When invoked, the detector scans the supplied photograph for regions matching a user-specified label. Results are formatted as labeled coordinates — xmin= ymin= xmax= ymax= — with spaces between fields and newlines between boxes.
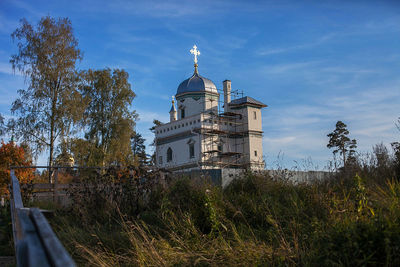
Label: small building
xmin=154 ymin=45 xmax=267 ymax=183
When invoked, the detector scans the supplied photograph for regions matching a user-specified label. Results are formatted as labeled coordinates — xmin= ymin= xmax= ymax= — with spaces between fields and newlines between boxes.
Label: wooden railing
xmin=9 ymin=169 xmax=75 ymax=267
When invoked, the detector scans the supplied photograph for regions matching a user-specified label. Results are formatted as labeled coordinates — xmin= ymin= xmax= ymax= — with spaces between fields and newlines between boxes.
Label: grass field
xmin=48 ymin=169 xmax=400 ymax=266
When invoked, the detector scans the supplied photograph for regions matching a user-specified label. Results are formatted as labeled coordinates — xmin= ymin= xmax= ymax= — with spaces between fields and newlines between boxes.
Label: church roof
xmin=176 ymin=70 xmax=218 ymax=96
xmin=229 ymin=96 xmax=267 ymax=108
xmin=169 ymin=103 xmax=176 ymax=112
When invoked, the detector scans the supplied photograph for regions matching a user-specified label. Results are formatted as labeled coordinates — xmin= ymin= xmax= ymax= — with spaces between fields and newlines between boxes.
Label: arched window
xmin=217 ymin=143 xmax=223 ymax=153
xmin=167 ymin=147 xmax=173 ymax=162
xmin=187 ymin=139 xmax=195 ymax=159
xmin=189 ymin=143 xmax=194 ymax=158
xmin=181 ymin=108 xmax=185 ymax=119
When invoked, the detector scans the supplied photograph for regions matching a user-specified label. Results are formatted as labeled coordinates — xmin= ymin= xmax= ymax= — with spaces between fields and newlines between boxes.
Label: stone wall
xmin=265 ymin=169 xmax=333 ymax=184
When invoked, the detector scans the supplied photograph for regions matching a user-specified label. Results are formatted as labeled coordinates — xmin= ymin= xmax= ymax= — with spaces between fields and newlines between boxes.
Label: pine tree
xmin=0 ymin=114 xmax=4 ymax=136
xmin=131 ymin=132 xmax=147 ymax=165
xmin=391 ymin=117 xmax=400 ymax=178
xmin=327 ymin=121 xmax=357 ymax=166
xmin=149 ymin=119 xmax=163 ymax=166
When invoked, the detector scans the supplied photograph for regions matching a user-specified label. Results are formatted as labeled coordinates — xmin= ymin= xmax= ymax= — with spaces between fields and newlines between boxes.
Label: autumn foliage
xmin=0 ymin=141 xmax=34 ymax=195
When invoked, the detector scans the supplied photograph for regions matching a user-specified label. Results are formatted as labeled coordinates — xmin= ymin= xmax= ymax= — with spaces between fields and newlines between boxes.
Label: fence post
xmin=53 ymin=168 xmax=59 ymax=203
xmin=10 ymin=167 xmax=76 ymax=266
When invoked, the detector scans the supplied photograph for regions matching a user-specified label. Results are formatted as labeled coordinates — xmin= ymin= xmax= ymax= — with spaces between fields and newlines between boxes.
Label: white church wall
xmin=246 ymin=107 xmax=263 ymax=132
xmin=156 ymin=134 xmax=201 ymax=169
xmin=228 ymin=106 xmax=264 ymax=169
xmin=242 ymin=136 xmax=251 ymax=165
xmin=155 ymin=114 xmax=202 ymax=139
xmin=248 ymin=134 xmax=264 ymax=169
xmin=204 ymin=96 xmax=219 ymax=114
xmin=176 ymin=93 xmax=219 ymax=119
xmin=177 ymin=97 xmax=203 ymax=119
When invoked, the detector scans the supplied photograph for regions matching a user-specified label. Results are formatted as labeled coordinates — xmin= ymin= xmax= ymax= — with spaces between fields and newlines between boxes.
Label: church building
xmin=154 ymin=45 xmax=266 ymax=181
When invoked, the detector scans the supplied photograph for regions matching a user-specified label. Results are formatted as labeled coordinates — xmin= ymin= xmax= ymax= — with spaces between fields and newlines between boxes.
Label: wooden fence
xmin=9 ymin=169 xmax=75 ymax=266
xmin=13 ymin=165 xmax=100 ymax=206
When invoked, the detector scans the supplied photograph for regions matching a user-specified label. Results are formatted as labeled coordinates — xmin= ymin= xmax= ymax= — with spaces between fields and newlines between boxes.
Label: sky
xmin=0 ymin=0 xmax=399 ymax=170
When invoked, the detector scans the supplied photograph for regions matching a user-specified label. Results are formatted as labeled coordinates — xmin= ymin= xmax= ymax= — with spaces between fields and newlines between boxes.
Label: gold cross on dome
xmin=190 ymin=45 xmax=200 ymax=64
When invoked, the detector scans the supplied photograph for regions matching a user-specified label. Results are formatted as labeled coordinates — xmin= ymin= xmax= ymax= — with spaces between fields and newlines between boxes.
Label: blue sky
xmin=0 ymin=0 xmax=399 ymax=169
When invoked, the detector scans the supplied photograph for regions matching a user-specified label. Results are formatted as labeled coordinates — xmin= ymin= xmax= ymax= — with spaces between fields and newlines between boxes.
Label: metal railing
xmin=9 ymin=169 xmax=76 ymax=267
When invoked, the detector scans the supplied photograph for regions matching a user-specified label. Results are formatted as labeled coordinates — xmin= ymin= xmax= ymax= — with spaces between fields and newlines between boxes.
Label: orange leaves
xmin=0 ymin=141 xmax=35 ymax=195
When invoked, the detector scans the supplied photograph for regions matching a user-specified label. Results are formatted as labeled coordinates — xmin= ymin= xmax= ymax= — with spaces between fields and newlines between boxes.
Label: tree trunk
xmin=49 ymin=123 xmax=54 ymax=183
xmin=48 ymin=91 xmax=57 ymax=183
xmin=342 ymin=144 xmax=346 ymax=166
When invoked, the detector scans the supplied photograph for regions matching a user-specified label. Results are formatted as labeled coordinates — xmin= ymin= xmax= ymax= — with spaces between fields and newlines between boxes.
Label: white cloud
xmin=136 ymin=109 xmax=169 ymax=124
xmin=261 ymin=80 xmax=400 ymax=169
xmin=0 ymin=62 xmax=15 ymax=75
xmin=8 ymin=0 xmax=44 ymax=18
xmin=257 ymin=33 xmax=336 ymax=56
xmin=81 ymin=0 xmax=225 ymax=19
xmin=261 ymin=61 xmax=318 ymax=74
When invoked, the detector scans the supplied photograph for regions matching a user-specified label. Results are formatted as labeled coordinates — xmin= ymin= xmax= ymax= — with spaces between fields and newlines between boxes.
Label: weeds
xmin=49 ymin=171 xmax=400 ymax=266
xmin=0 ymin=201 xmax=13 ymax=256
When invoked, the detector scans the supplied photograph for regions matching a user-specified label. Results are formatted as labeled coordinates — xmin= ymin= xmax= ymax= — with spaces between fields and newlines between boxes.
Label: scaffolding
xmin=191 ymin=87 xmax=249 ymax=170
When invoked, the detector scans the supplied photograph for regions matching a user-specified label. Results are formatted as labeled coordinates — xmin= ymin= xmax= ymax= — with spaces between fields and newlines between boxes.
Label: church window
xmin=181 ymin=108 xmax=185 ymax=119
xmin=189 ymin=143 xmax=195 ymax=158
xmin=186 ymin=123 xmax=188 ymax=126
xmin=159 ymin=156 xmax=163 ymax=164
xmin=174 ymin=126 xmax=176 ymax=129
xmin=253 ymin=111 xmax=257 ymax=120
xmin=218 ymin=144 xmax=223 ymax=152
xmin=198 ymin=119 xmax=200 ymax=122
xmin=254 ymin=150 xmax=257 ymax=157
xmin=190 ymin=121 xmax=192 ymax=125
xmin=167 ymin=148 xmax=173 ymax=162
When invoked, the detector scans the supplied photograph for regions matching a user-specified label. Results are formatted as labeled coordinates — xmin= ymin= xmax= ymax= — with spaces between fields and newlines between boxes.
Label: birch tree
xmin=10 ymin=16 xmax=82 ymax=180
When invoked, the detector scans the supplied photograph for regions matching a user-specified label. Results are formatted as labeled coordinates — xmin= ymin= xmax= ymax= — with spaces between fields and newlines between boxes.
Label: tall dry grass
xmin=50 ymin=170 xmax=400 ymax=266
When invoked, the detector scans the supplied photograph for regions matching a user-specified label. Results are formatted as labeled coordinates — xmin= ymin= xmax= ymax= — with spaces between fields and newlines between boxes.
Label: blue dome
xmin=177 ymin=72 xmax=217 ymax=95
